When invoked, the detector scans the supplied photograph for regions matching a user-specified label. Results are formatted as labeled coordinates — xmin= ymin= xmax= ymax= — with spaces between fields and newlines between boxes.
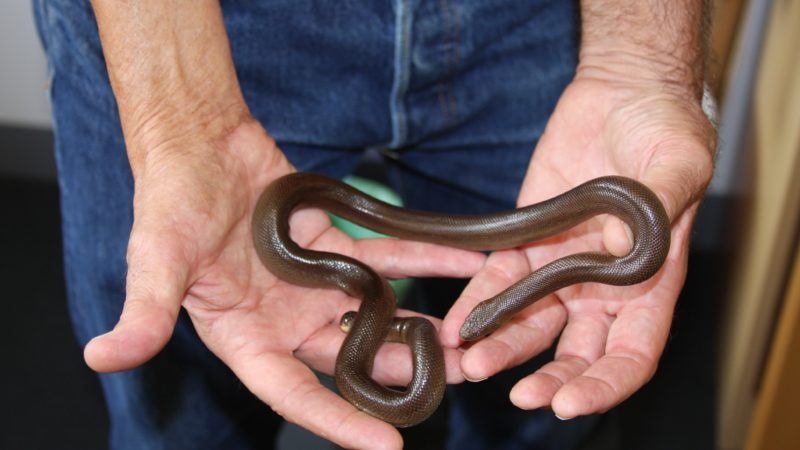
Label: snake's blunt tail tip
xmin=339 ymin=311 xmax=357 ymax=333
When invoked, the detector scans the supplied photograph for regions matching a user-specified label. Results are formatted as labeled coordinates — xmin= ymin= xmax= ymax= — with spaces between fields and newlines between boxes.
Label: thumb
xmin=603 ymin=143 xmax=713 ymax=256
xmin=84 ymin=226 xmax=189 ymax=372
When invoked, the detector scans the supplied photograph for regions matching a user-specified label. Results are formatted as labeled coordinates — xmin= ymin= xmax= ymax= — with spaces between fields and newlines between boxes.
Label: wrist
xmin=576 ymin=48 xmax=701 ymax=99
xmin=578 ymin=0 xmax=708 ymax=99
xmin=124 ymin=96 xmax=252 ymax=177
xmin=130 ymin=116 xmax=289 ymax=205
xmin=123 ymin=88 xmax=249 ymax=150
xmin=90 ymin=0 xmax=251 ymax=174
xmin=575 ymin=48 xmax=702 ymax=94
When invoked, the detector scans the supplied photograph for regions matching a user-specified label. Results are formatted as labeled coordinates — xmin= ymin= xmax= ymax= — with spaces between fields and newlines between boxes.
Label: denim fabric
xmin=34 ymin=0 xmax=587 ymax=449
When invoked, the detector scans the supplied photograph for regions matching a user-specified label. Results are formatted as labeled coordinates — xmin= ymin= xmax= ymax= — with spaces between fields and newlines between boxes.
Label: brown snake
xmin=251 ymin=172 xmax=670 ymax=427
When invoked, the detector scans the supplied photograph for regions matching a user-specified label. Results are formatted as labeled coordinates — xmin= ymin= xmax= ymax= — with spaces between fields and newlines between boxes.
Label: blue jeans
xmin=35 ymin=1 xmax=593 ymax=449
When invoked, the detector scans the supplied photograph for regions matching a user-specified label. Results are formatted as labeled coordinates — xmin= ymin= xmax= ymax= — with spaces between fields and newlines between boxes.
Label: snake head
xmin=459 ymin=301 xmax=504 ymax=341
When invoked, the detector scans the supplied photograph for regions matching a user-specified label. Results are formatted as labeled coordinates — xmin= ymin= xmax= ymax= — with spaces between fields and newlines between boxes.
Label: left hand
xmin=440 ymin=73 xmax=715 ymax=419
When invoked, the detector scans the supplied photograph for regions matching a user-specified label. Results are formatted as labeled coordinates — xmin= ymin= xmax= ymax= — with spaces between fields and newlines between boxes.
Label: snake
xmin=251 ymin=172 xmax=670 ymax=428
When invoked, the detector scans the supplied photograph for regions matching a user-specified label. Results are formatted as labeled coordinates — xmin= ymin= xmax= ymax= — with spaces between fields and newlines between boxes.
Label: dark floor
xmin=1 ymin=152 xmax=721 ymax=450
xmin=0 ymin=179 xmax=108 ymax=450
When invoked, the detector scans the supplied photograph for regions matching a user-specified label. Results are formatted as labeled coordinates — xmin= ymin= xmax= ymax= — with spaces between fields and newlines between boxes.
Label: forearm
xmin=578 ymin=0 xmax=710 ymax=98
xmin=90 ymin=0 xmax=249 ymax=173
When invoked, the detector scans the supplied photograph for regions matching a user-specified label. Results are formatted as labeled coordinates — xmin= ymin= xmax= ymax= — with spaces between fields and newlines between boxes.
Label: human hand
xmin=89 ymin=2 xmax=486 ymax=447
xmin=441 ymin=73 xmax=715 ymax=419
xmin=84 ymin=120 xmax=486 ymax=449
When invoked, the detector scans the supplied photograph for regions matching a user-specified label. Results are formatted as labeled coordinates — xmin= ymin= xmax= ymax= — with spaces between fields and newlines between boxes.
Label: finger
xmin=308 ymin=225 xmax=486 ymax=279
xmin=509 ymin=312 xmax=611 ymax=410
xmin=638 ymin=140 xmax=713 ymax=223
xmin=296 ymin=308 xmax=466 ymax=385
xmin=550 ymin=351 xmax=656 ymax=420
xmin=552 ymin=298 xmax=673 ymax=418
xmin=84 ymin=229 xmax=188 ymax=372
xmin=459 ymin=296 xmax=566 ymax=382
xmin=353 ymin=237 xmax=486 ymax=279
xmin=287 ymin=207 xmax=333 ymax=246
xmin=230 ymin=350 xmax=403 ymax=450
xmin=604 ymin=118 xmax=713 ymax=255
xmin=440 ymin=250 xmax=531 ymax=348
xmin=510 ymin=355 xmax=591 ymax=411
xmin=602 ymin=156 xmax=702 ymax=257
xmin=298 ymin=324 xmax=465 ymax=386
xmin=602 ymin=217 xmax=635 ymax=257
xmin=536 ymin=207 xmax=689 ymax=416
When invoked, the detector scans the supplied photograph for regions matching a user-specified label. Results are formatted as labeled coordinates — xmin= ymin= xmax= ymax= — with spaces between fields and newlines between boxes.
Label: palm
xmin=518 ymin=79 xmax=691 ymax=314
xmin=85 ymin=123 xmax=484 ymax=449
xmin=183 ymin=202 xmax=463 ymax=382
xmin=181 ymin=167 xmax=484 ymax=447
xmin=441 ymin=79 xmax=712 ymax=419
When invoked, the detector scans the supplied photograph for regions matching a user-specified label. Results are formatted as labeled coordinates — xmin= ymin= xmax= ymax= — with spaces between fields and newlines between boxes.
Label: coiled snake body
xmin=251 ymin=172 xmax=670 ymax=427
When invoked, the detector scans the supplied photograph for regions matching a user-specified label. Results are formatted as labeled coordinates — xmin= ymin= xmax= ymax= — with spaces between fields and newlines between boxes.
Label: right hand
xmin=84 ymin=119 xmax=486 ymax=450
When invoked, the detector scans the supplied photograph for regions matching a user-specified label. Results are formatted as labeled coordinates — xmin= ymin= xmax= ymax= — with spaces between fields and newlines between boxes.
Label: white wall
xmin=0 ymin=2 xmax=52 ymax=128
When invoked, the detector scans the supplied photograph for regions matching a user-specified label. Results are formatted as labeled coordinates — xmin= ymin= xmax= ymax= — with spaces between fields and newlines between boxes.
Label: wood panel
xmin=746 ymin=242 xmax=800 ymax=449
xmin=709 ymin=0 xmax=748 ymax=100
xmin=717 ymin=0 xmax=800 ymax=448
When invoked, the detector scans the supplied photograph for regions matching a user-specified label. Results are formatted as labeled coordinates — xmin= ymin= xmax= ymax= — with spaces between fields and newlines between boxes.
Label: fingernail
xmin=464 ymin=374 xmax=488 ymax=382
xmin=555 ymin=413 xmax=571 ymax=421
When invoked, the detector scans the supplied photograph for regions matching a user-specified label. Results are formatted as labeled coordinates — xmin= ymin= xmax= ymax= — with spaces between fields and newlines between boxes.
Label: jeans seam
xmin=437 ymin=0 xmax=459 ymax=122
xmin=388 ymin=0 xmax=413 ymax=149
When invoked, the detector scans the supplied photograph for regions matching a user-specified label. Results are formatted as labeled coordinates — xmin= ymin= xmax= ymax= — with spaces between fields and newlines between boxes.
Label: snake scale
xmin=251 ymin=172 xmax=670 ymax=427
